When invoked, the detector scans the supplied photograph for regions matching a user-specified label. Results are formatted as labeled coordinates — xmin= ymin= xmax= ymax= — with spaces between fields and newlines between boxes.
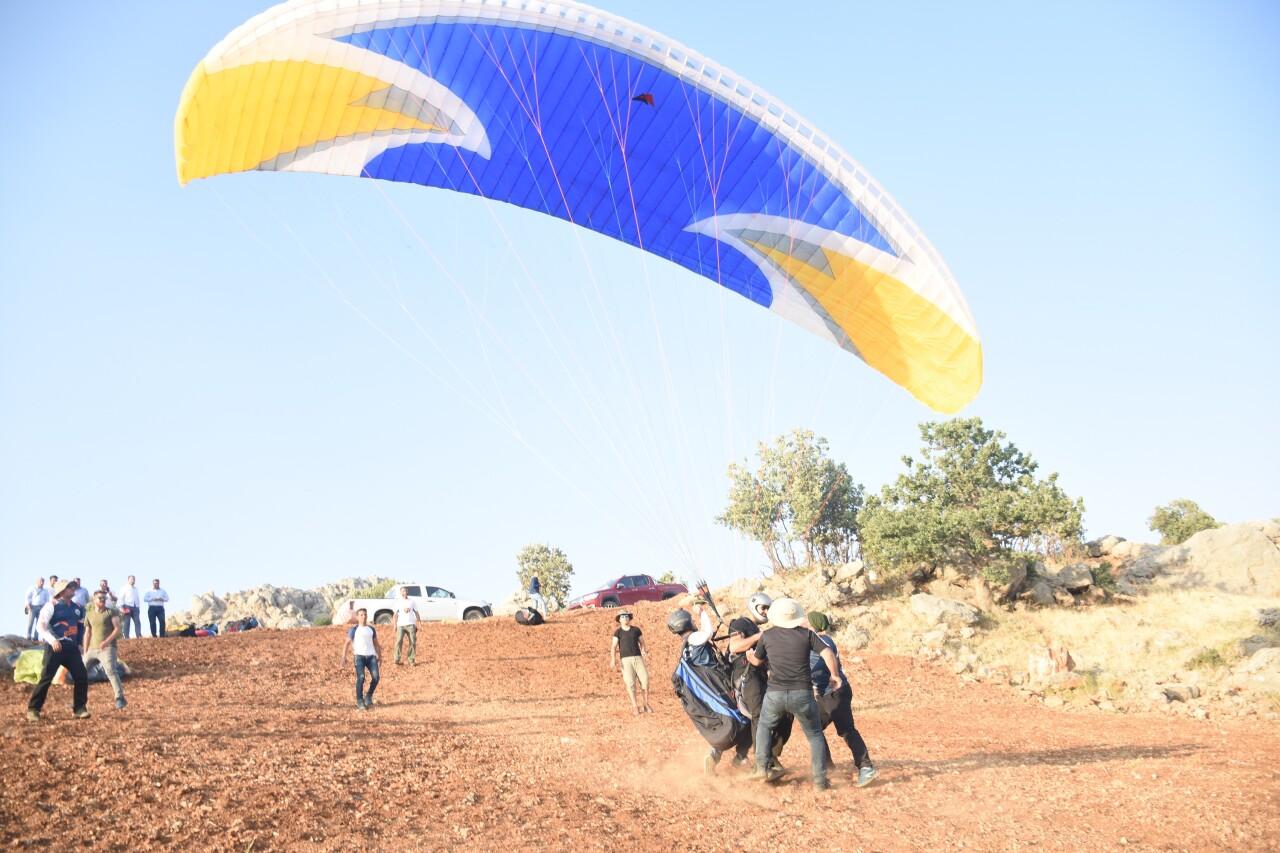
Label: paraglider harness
xmin=669 ymin=579 xmax=751 ymax=751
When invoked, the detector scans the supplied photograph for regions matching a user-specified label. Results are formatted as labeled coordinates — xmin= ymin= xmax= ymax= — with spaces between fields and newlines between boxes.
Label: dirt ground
xmin=3 ymin=600 xmax=1277 ymax=851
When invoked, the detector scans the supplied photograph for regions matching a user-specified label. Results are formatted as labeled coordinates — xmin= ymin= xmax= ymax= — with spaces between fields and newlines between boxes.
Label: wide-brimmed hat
xmin=52 ymin=579 xmax=76 ymax=597
xmin=767 ymin=597 xmax=807 ymax=629
xmin=615 ymin=611 xmax=634 ymax=623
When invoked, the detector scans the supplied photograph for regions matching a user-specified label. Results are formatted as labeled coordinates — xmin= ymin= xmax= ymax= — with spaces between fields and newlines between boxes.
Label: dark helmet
xmin=667 ymin=608 xmax=695 ymax=635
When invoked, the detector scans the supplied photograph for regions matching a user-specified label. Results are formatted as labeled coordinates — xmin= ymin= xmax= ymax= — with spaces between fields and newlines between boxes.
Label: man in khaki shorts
xmin=609 ymin=612 xmax=652 ymax=714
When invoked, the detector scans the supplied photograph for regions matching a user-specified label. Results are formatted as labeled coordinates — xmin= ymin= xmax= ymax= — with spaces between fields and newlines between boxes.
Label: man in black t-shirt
xmin=728 ymin=592 xmax=792 ymax=773
xmin=747 ymin=598 xmax=842 ymax=791
xmin=610 ymin=612 xmax=652 ymax=714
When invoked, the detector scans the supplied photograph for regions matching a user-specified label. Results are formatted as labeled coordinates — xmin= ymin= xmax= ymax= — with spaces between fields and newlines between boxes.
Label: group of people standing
xmin=25 ymin=575 xmax=169 ymax=641
xmin=614 ymin=591 xmax=877 ymax=792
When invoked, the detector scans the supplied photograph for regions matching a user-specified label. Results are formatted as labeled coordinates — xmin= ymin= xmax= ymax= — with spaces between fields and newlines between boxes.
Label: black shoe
xmin=814 ymin=778 xmax=832 ymax=791
xmin=760 ymin=767 xmax=785 ymax=784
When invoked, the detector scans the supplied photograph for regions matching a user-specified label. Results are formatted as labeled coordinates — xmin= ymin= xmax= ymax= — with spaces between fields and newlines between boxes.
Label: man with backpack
xmin=340 ymin=608 xmax=382 ymax=710
xmin=747 ymin=598 xmax=843 ymax=791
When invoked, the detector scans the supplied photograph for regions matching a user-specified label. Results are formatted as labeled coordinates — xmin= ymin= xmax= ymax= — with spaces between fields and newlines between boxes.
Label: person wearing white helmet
xmin=747 ymin=597 xmax=843 ymax=791
xmin=728 ymin=592 xmax=791 ymax=773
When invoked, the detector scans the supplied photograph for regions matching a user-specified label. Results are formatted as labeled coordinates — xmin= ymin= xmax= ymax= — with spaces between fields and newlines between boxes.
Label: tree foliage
xmin=515 ymin=543 xmax=574 ymax=602
xmin=857 ymin=418 xmax=1085 ymax=579
xmin=1148 ymin=499 xmax=1221 ymax=545
xmin=716 ymin=429 xmax=864 ymax=570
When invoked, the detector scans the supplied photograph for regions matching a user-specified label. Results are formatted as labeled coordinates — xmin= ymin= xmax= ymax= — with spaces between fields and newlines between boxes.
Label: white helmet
xmin=746 ymin=592 xmax=773 ymax=624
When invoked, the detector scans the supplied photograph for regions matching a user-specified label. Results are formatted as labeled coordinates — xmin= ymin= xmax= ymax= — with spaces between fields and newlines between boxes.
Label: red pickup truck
xmin=565 ymin=574 xmax=688 ymax=610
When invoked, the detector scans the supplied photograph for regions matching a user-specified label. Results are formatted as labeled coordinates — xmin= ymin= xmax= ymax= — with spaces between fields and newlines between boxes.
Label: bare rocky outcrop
xmin=1116 ymin=522 xmax=1280 ymax=597
xmin=171 ymin=577 xmax=393 ymax=632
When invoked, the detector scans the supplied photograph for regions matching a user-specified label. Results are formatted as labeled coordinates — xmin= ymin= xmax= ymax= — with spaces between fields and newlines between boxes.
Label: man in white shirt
xmin=340 ymin=608 xmax=382 ymax=710
xmin=24 ymin=577 xmax=51 ymax=641
xmin=144 ymin=579 xmax=170 ymax=638
xmin=392 ymin=586 xmax=423 ymax=666
xmin=118 ymin=576 xmax=142 ymax=639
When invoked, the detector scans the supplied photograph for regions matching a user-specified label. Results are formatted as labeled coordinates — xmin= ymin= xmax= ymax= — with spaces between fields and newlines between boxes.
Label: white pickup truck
xmin=333 ymin=583 xmax=492 ymax=625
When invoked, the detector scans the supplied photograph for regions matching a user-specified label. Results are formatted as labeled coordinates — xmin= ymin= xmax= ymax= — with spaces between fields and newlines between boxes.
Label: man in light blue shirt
xmin=24 ymin=578 xmax=51 ymax=641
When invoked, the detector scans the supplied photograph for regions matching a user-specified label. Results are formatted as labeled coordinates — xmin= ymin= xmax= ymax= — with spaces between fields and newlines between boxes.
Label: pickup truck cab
xmin=335 ymin=583 xmax=492 ymax=625
xmin=565 ymin=574 xmax=688 ymax=610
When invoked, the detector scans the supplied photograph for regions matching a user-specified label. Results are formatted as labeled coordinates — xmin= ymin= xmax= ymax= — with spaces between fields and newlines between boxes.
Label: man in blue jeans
xmin=747 ymin=597 xmax=843 ymax=791
xmin=340 ymin=608 xmax=382 ymax=710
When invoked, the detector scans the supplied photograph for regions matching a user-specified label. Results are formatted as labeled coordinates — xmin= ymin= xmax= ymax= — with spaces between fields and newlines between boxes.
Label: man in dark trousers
xmin=747 ymin=597 xmax=842 ymax=791
xmin=728 ymin=592 xmax=791 ymax=772
xmin=27 ymin=580 xmax=91 ymax=721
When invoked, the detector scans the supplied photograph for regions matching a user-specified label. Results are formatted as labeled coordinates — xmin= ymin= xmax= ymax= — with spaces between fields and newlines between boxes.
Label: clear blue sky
xmin=3 ymin=1 xmax=1277 ymax=634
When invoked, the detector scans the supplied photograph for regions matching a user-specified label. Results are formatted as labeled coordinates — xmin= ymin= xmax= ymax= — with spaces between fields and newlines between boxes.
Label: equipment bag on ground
xmin=514 ymin=608 xmax=544 ymax=626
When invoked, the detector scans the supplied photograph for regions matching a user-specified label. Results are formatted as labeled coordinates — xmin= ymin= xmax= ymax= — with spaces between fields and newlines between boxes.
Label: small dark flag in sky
xmin=632 ymin=93 xmax=655 ymax=107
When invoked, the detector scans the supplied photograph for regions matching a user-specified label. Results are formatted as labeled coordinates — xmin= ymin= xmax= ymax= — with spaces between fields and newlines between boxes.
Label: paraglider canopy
xmin=176 ymin=0 xmax=981 ymax=412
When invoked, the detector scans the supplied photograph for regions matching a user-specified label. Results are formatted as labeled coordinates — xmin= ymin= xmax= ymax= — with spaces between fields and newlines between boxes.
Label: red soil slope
xmin=3 ymin=600 xmax=1277 ymax=851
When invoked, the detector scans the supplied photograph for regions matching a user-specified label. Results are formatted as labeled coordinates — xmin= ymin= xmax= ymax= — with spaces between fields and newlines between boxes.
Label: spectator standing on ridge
xmin=144 ymin=579 xmax=169 ymax=637
xmin=392 ymin=586 xmax=422 ymax=666
xmin=340 ymin=608 xmax=382 ymax=710
xmin=528 ymin=575 xmax=547 ymax=617
xmin=747 ymin=598 xmax=842 ymax=791
xmin=807 ymin=611 xmax=877 ymax=787
xmin=97 ymin=579 xmax=117 ymax=608
xmin=609 ymin=611 xmax=652 ymax=714
xmin=83 ymin=590 xmax=127 ymax=710
xmin=728 ymin=592 xmax=791 ymax=773
xmin=118 ymin=576 xmax=142 ymax=639
xmin=27 ymin=580 xmax=90 ymax=722
xmin=24 ymin=577 xmax=50 ymax=641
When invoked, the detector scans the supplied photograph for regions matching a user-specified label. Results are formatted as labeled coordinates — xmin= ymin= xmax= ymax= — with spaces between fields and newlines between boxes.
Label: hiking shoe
xmin=702 ymin=754 xmax=717 ymax=777
xmin=856 ymin=766 xmax=879 ymax=788
xmin=26 ymin=710 xmax=40 ymax=722
xmin=72 ymin=708 xmax=91 ymax=719
xmin=814 ymin=778 xmax=832 ymax=792
xmin=115 ymin=698 xmax=127 ymax=710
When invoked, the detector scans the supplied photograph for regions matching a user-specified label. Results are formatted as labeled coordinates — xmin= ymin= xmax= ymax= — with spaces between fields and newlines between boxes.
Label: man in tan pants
xmin=609 ymin=611 xmax=652 ymax=714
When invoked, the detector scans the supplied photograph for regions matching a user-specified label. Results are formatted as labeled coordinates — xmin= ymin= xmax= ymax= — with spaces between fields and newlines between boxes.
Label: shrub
xmin=312 ymin=614 xmax=332 ymax=627
xmin=351 ymin=578 xmax=403 ymax=600
xmin=1185 ymin=647 xmax=1226 ymax=670
xmin=1092 ymin=561 xmax=1117 ymax=593
xmin=1148 ymin=499 xmax=1221 ymax=546
xmin=516 ymin=543 xmax=574 ymax=603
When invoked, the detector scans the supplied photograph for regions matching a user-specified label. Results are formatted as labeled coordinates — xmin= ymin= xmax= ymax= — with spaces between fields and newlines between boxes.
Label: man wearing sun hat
xmin=609 ymin=611 xmax=652 ymax=714
xmin=747 ymin=597 xmax=841 ymax=791
xmin=26 ymin=579 xmax=91 ymax=722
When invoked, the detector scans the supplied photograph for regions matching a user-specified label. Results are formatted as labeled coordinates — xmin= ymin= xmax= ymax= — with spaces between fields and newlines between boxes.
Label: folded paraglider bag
xmin=13 ymin=649 xmax=44 ymax=684
xmin=178 ymin=624 xmax=197 ymax=637
xmin=672 ymin=645 xmax=751 ymax=752
xmin=514 ymin=608 xmax=544 ymax=626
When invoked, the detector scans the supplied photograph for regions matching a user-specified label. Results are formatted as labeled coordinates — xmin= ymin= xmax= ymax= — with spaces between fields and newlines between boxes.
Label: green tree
xmin=716 ymin=429 xmax=864 ymax=570
xmin=1148 ymin=499 xmax=1221 ymax=545
xmin=516 ymin=543 xmax=574 ymax=603
xmin=858 ymin=418 xmax=1085 ymax=581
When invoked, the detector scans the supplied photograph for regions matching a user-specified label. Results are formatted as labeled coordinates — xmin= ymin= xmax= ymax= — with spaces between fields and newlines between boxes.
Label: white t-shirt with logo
xmin=348 ymin=625 xmax=377 ymax=657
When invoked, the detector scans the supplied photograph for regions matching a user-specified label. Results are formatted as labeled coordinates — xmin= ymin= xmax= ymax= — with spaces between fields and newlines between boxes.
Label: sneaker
xmin=814 ymin=778 xmax=832 ymax=792
xmin=730 ymin=755 xmax=749 ymax=769
xmin=115 ymin=698 xmax=127 ymax=710
xmin=761 ymin=767 xmax=785 ymax=784
xmin=702 ymin=754 xmax=717 ymax=777
xmin=856 ymin=766 xmax=879 ymax=788
xmin=356 ymin=699 xmax=366 ymax=710
xmin=26 ymin=709 xmax=40 ymax=722
xmin=72 ymin=708 xmax=91 ymax=719
xmin=365 ymin=696 xmax=375 ymax=708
